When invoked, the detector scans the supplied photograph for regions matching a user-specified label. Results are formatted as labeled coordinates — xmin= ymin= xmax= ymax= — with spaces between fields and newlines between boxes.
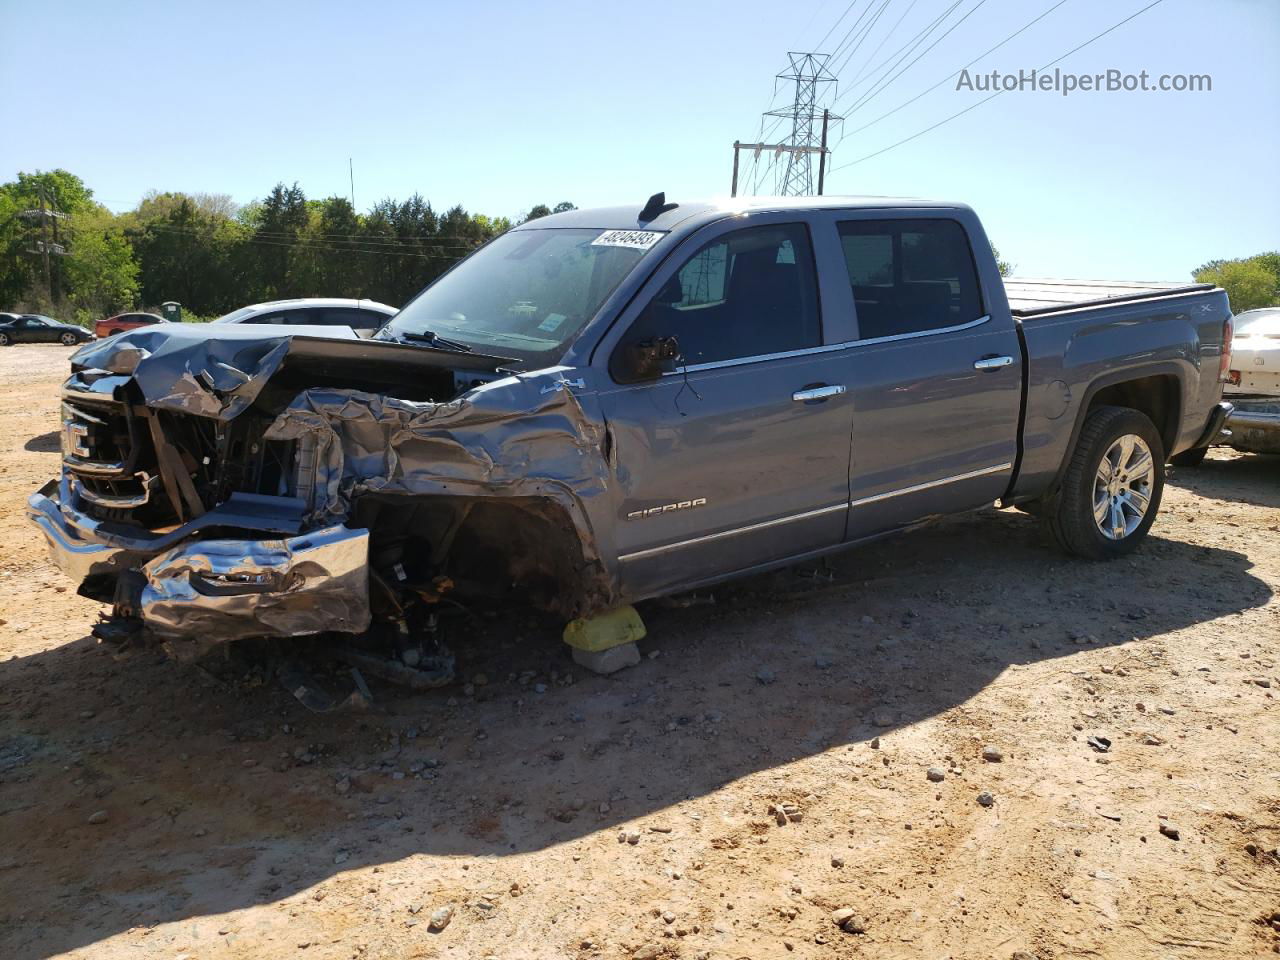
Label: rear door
xmin=597 ymin=216 xmax=855 ymax=597
xmin=827 ymin=214 xmax=1023 ymax=539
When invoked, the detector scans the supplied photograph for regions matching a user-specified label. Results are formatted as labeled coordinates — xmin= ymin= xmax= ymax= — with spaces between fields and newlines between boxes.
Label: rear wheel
xmin=0 ymin=332 xmax=10 ymax=346
xmin=1048 ymin=405 xmax=1164 ymax=560
xmin=1169 ymin=446 xmax=1208 ymax=467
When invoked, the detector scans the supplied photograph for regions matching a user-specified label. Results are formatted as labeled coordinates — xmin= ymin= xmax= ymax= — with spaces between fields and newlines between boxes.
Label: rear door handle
xmin=974 ymin=355 xmax=1014 ymax=371
xmin=792 ymin=384 xmax=847 ymax=402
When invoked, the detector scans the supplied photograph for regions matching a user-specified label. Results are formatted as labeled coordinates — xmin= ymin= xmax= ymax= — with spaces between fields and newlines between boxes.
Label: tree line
xmin=3 ymin=169 xmax=1277 ymax=324
xmin=1192 ymin=252 xmax=1280 ymax=314
xmin=0 ymin=169 xmax=574 ymax=323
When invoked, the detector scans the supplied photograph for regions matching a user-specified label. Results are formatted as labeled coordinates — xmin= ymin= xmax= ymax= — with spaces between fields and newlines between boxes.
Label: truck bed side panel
xmin=1011 ymin=290 xmax=1230 ymax=501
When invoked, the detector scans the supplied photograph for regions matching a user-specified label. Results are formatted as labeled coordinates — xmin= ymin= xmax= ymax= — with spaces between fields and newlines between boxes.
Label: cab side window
xmin=837 ymin=219 xmax=984 ymax=340
xmin=626 ymin=223 xmax=821 ymax=367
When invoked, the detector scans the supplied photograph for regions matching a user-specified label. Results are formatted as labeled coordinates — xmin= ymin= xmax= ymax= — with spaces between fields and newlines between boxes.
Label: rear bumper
xmin=1225 ymin=399 xmax=1280 ymax=454
xmin=1190 ymin=401 xmax=1234 ymax=451
xmin=27 ymin=481 xmax=371 ymax=641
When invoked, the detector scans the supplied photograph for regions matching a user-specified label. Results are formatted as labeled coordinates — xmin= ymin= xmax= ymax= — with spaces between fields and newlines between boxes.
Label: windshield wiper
xmin=396 ymin=330 xmax=473 ymax=353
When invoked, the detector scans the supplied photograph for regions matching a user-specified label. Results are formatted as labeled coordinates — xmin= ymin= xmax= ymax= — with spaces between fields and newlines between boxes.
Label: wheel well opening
xmin=350 ymin=494 xmax=602 ymax=619
xmin=1088 ymin=374 xmax=1180 ymax=453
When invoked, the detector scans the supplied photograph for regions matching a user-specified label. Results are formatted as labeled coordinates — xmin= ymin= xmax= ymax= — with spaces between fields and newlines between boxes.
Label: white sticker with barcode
xmin=591 ymin=229 xmax=663 ymax=250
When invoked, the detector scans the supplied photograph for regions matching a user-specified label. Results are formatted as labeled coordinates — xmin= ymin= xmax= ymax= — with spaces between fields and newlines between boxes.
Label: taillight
xmin=1219 ymin=316 xmax=1233 ymax=383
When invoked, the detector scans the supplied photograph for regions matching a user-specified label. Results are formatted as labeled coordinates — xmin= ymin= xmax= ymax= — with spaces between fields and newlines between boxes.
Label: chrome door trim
xmin=973 ymin=355 xmax=1014 ymax=370
xmin=793 ymin=384 xmax=847 ymax=402
xmin=661 ymin=340 xmax=858 ymax=375
xmin=849 ymin=462 xmax=1013 ymax=509
xmin=848 ymin=314 xmax=991 ymax=348
xmin=659 ymin=315 xmax=992 ymax=376
xmin=617 ymin=501 xmax=848 ymax=563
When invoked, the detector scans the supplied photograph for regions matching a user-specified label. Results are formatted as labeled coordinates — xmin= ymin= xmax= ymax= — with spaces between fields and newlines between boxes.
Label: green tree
xmin=551 ymin=201 xmax=577 ymax=214
xmin=63 ymin=206 xmax=139 ymax=316
xmin=0 ymin=169 xmax=95 ymax=305
xmin=991 ymin=244 xmax=1013 ymax=278
xmin=522 ymin=204 xmax=553 ymax=223
xmin=1193 ymin=252 xmax=1280 ymax=313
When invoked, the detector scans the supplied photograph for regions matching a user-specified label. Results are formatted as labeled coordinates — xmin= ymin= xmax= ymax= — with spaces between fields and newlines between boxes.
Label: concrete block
xmin=571 ymin=641 xmax=641 ymax=675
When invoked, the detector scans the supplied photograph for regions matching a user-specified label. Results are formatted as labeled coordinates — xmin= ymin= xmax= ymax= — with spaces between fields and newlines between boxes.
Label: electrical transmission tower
xmin=766 ymin=53 xmax=838 ymax=196
xmin=731 ymin=52 xmax=842 ymax=197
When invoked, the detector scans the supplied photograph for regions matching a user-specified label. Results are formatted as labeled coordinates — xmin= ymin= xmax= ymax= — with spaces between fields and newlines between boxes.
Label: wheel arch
xmin=1052 ymin=364 xmax=1183 ymax=492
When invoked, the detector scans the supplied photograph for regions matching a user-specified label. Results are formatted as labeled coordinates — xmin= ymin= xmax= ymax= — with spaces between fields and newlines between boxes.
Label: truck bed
xmin=1005 ymin=278 xmax=1215 ymax=317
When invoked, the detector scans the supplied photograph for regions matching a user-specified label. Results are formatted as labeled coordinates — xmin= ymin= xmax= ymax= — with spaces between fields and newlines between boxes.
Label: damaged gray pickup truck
xmin=30 ymin=194 xmax=1233 ymax=677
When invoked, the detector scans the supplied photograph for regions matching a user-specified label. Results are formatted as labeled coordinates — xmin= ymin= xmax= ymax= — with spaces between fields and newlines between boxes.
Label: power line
xmin=850 ymin=0 xmax=921 ymax=85
xmin=132 ymin=220 xmax=483 ymax=248
xmin=838 ymin=0 xmax=1072 ymax=144
xmin=841 ymin=0 xmax=991 ymax=119
xmin=825 ymin=1 xmax=879 ymax=65
xmin=831 ymin=0 xmax=965 ymax=106
xmin=829 ymin=0 xmax=895 ymax=79
xmin=813 ymin=0 xmax=869 ymax=52
xmin=130 ymin=225 xmax=478 ymax=260
xmin=827 ymin=0 xmax=1168 ymax=175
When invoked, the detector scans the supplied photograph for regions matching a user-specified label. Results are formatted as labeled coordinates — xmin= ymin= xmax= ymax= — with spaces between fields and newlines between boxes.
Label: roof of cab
xmin=511 ymin=195 xmax=974 ymax=234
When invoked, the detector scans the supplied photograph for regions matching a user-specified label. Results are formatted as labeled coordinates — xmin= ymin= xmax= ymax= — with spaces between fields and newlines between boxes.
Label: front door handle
xmin=792 ymin=384 xmax=847 ymax=402
xmin=974 ymin=355 xmax=1014 ymax=371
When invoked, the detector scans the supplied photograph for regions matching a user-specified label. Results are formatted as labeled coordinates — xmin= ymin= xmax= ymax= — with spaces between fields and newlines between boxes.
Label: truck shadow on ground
xmin=1167 ymin=451 xmax=1280 ymax=509
xmin=22 ymin=430 xmax=60 ymax=453
xmin=0 ymin=506 xmax=1272 ymax=958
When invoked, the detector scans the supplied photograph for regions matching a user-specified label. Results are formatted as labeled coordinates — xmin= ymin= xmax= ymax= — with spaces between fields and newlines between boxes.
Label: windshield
xmin=377 ymin=227 xmax=660 ymax=365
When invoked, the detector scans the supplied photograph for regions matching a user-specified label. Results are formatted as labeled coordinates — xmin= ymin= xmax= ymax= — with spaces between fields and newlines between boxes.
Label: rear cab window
xmin=837 ymin=219 xmax=985 ymax=340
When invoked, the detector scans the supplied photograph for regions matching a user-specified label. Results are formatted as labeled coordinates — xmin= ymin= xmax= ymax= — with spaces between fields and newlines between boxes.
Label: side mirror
xmin=619 ymin=336 xmax=680 ymax=382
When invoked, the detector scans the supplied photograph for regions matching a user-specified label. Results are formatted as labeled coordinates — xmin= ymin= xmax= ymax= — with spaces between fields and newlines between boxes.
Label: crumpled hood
xmin=67 ymin=323 xmax=510 ymax=421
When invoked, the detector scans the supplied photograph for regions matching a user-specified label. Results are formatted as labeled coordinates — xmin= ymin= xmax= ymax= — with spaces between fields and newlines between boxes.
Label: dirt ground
xmin=1 ymin=343 xmax=1277 ymax=960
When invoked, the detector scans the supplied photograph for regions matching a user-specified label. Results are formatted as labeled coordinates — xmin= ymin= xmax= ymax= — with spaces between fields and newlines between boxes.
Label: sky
xmin=1 ymin=0 xmax=1277 ymax=280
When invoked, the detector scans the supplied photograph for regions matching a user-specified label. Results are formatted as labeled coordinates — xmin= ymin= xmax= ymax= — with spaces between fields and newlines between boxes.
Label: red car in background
xmin=95 ymin=312 xmax=167 ymax=338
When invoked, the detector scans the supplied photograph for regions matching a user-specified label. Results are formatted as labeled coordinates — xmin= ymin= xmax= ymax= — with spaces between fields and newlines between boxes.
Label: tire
xmin=0 ymin=332 xmax=10 ymax=346
xmin=1047 ymin=405 xmax=1165 ymax=560
xmin=1169 ymin=446 xmax=1208 ymax=467
xmin=60 ymin=332 xmax=77 ymax=345
xmin=109 ymin=329 xmax=124 ymax=337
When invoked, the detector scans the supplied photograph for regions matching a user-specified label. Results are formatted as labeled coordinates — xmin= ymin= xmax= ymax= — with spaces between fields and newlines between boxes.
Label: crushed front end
xmin=29 ymin=326 xmax=616 ymax=668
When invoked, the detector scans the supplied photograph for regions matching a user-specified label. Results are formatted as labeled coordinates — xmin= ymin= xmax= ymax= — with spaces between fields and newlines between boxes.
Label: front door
xmin=831 ymin=216 xmax=1023 ymax=539
xmin=598 ymin=220 xmax=853 ymax=598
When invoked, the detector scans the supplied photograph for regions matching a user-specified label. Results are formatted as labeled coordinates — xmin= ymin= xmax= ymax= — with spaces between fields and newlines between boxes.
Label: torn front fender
xmin=140 ymin=525 xmax=372 ymax=642
xmin=264 ymin=372 xmax=619 ymax=611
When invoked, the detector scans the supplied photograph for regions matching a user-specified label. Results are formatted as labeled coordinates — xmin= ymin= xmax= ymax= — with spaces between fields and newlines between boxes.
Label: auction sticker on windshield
xmin=591 ymin=230 xmax=664 ymax=250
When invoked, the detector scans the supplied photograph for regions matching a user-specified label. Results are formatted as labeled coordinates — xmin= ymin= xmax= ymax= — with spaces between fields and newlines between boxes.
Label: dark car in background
xmin=94 ymin=312 xmax=167 ymax=338
xmin=0 ymin=313 xmax=96 ymax=346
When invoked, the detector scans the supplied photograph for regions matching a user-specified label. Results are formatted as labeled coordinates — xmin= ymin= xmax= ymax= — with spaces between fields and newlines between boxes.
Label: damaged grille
xmin=61 ymin=371 xmax=294 ymax=527
xmin=61 ymin=375 xmax=159 ymax=513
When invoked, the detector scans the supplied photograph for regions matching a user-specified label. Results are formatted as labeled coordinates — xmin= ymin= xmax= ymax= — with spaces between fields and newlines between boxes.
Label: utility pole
xmin=817 ymin=109 xmax=830 ymax=196
xmin=730 ymin=141 xmax=829 ymax=198
xmin=21 ymin=181 xmax=69 ymax=299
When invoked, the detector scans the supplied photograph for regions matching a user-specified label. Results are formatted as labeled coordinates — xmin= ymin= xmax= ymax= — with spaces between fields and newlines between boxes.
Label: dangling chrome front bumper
xmin=27 ymin=480 xmax=371 ymax=641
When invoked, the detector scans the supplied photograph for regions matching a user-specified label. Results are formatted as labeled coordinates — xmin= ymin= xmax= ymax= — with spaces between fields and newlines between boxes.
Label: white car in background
xmin=212 ymin=298 xmax=397 ymax=336
xmin=1220 ymin=307 xmax=1280 ymax=456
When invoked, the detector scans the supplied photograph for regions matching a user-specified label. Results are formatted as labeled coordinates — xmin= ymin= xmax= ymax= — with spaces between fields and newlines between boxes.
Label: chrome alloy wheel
xmin=1093 ymin=434 xmax=1154 ymax=540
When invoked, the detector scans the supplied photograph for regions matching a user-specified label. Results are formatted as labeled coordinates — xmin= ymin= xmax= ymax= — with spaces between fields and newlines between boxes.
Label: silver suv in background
xmin=212 ymin=298 xmax=397 ymax=335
